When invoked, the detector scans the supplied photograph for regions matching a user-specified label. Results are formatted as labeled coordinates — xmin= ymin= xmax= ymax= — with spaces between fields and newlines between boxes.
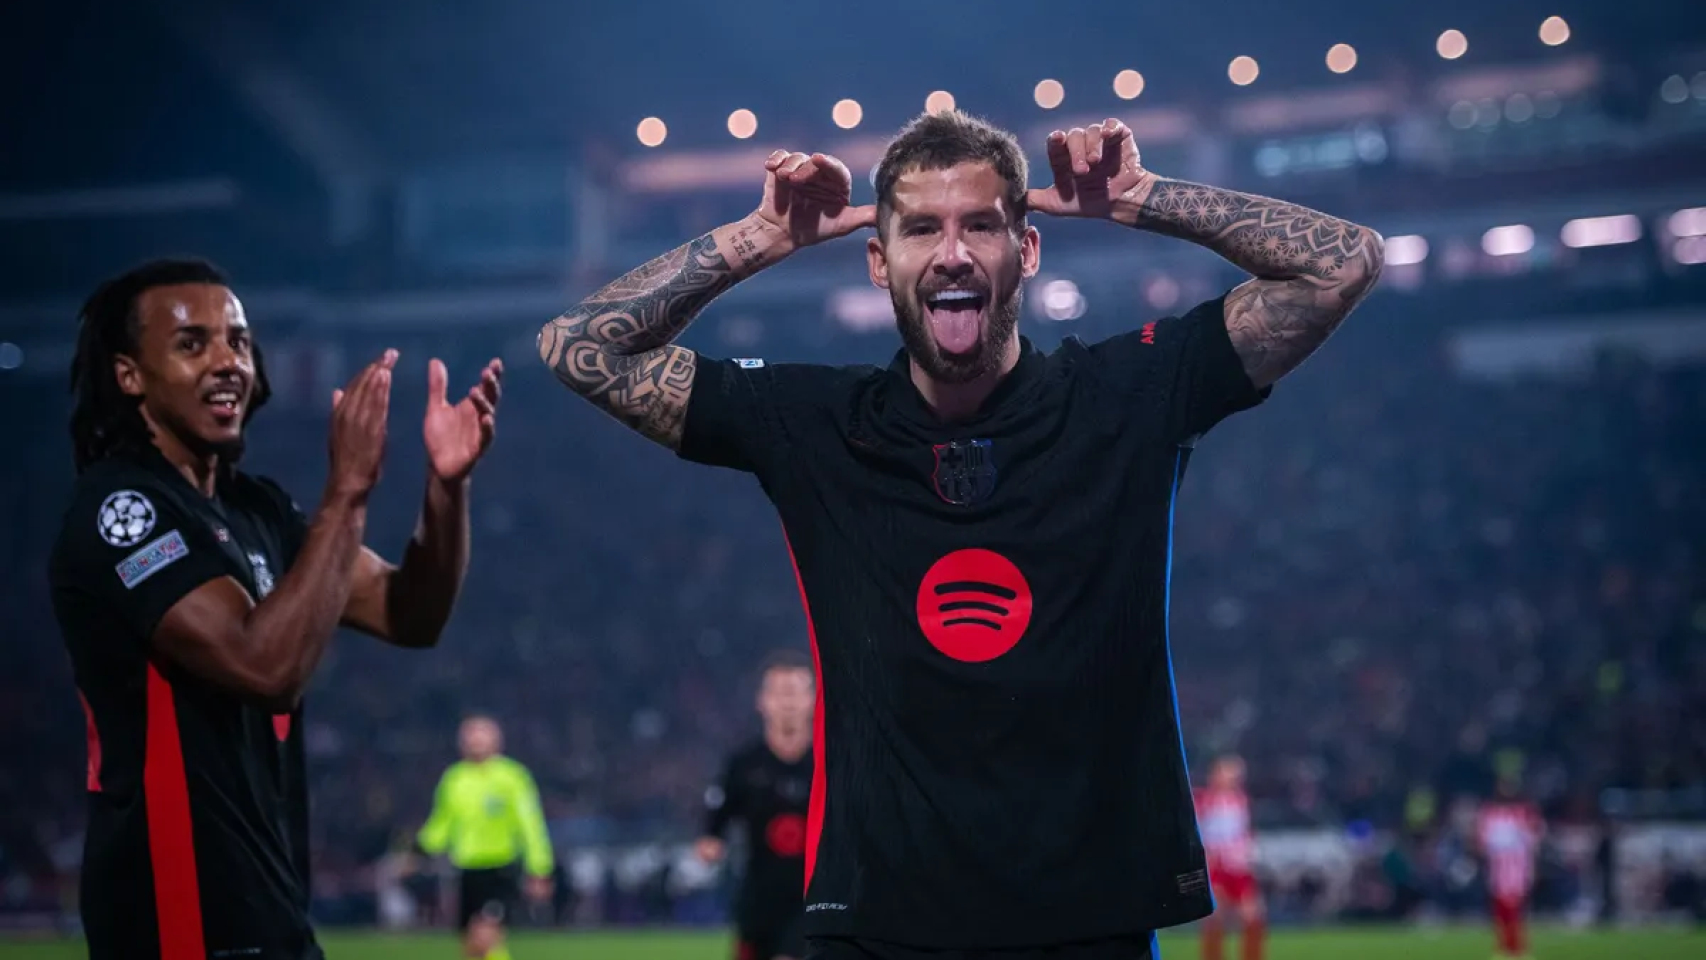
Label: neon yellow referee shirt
xmin=417 ymin=756 xmax=554 ymax=877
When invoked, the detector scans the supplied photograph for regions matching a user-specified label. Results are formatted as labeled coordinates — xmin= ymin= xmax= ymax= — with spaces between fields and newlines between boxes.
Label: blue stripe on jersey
xmin=1165 ymin=447 xmax=1215 ymax=913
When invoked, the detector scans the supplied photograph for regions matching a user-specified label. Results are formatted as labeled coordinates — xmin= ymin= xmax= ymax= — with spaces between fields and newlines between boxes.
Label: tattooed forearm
xmin=1130 ymin=179 xmax=1384 ymax=387
xmin=536 ymin=216 xmax=788 ymax=448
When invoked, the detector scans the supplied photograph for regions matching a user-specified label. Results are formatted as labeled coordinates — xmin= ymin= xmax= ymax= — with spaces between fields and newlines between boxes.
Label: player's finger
xmin=1045 ymin=131 xmax=1073 ymax=183
xmin=847 ymin=204 xmax=878 ymax=230
xmin=809 ymin=153 xmax=849 ymax=186
xmin=1084 ymin=123 xmax=1106 ymax=167
xmin=764 ymin=149 xmax=789 ymax=171
xmin=469 ymin=388 xmax=495 ymax=417
xmin=332 ymin=388 xmax=344 ymax=409
xmin=1066 ymin=127 xmax=1090 ymax=174
xmin=427 ymin=357 xmax=448 ymax=406
xmin=778 ymin=152 xmax=812 ymax=180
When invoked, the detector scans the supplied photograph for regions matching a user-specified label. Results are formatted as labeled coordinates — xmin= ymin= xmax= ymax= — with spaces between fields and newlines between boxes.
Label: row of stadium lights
xmin=1383 ymin=209 xmax=1706 ymax=267
xmin=634 ymin=18 xmax=1575 ymax=147
xmin=1449 ymin=73 xmax=1706 ymax=130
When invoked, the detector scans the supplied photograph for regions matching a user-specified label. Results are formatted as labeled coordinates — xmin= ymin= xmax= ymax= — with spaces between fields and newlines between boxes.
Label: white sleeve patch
xmin=115 ymin=530 xmax=190 ymax=590
xmin=97 ymin=489 xmax=158 ymax=547
xmin=734 ymin=358 xmax=765 ymax=369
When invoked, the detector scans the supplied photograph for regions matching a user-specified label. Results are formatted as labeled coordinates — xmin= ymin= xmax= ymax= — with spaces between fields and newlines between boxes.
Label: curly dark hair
xmin=68 ymin=258 xmax=271 ymax=472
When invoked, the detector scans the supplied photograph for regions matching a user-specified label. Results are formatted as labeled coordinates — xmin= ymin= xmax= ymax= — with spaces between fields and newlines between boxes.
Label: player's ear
xmin=1019 ymin=223 xmax=1041 ymax=280
xmin=867 ymin=234 xmax=891 ymax=290
xmin=113 ymin=353 xmax=144 ymax=398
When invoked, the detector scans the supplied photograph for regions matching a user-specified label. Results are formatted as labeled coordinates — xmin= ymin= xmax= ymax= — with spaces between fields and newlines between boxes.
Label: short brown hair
xmin=873 ymin=110 xmax=1029 ymax=239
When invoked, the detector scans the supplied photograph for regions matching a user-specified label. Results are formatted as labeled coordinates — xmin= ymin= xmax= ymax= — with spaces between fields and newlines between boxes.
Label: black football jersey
xmin=703 ymin=739 xmax=813 ymax=916
xmin=677 ymin=296 xmax=1268 ymax=949
xmin=49 ymin=446 xmax=320 ymax=960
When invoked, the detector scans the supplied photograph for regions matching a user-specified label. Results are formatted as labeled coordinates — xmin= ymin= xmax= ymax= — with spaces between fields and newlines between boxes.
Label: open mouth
xmin=203 ymin=386 xmax=244 ymax=419
xmin=923 ymin=289 xmax=988 ymax=354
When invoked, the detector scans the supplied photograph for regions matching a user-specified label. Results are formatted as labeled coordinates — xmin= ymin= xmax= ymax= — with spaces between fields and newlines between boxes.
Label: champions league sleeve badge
xmin=97 ymin=490 xmax=157 ymax=547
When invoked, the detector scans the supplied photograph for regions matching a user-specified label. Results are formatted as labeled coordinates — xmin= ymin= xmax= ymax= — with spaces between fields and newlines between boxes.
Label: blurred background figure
xmin=415 ymin=716 xmax=554 ymax=960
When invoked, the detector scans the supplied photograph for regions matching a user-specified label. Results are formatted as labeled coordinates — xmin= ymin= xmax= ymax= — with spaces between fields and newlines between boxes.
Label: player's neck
xmin=147 ymin=420 xmax=221 ymax=497
xmin=765 ymin=727 xmax=810 ymax=762
xmin=909 ymin=336 xmax=1021 ymax=423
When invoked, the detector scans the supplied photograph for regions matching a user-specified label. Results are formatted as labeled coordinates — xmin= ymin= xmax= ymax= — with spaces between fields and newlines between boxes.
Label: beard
xmin=893 ymin=275 xmax=1024 ymax=385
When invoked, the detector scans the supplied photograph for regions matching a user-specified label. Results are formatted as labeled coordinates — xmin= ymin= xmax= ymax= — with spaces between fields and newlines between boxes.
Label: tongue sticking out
xmin=928 ymin=302 xmax=983 ymax=355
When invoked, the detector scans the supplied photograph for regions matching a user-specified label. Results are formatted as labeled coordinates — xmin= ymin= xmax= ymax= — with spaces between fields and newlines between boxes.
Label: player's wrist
xmin=727 ymin=212 xmax=798 ymax=270
xmin=1105 ymin=173 xmax=1164 ymax=229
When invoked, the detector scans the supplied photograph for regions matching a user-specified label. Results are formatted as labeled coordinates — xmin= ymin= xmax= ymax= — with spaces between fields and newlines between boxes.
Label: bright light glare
xmin=833 ymin=99 xmax=863 ymax=129
xmin=1668 ymin=207 xmax=1706 ymax=238
xmin=727 ymin=109 xmax=757 ymax=139
xmin=1327 ymin=44 xmax=1357 ymax=74
xmin=1040 ymin=279 xmax=1086 ymax=321
xmin=1561 ymin=215 xmax=1642 ymax=248
xmin=1539 ymin=16 xmax=1570 ymax=46
xmin=1113 ymin=70 xmax=1145 ymax=99
xmin=1229 ymin=56 xmax=1260 ymax=86
xmin=925 ymin=90 xmax=956 ymax=115
xmin=1437 ymin=30 xmax=1468 ymax=60
xmin=1482 ymin=225 xmax=1535 ymax=257
xmin=1674 ymin=236 xmax=1706 ymax=266
xmin=636 ymin=117 xmax=667 ymax=147
xmin=1385 ymin=235 xmax=1429 ymax=266
xmin=1034 ymin=79 xmax=1065 ymax=109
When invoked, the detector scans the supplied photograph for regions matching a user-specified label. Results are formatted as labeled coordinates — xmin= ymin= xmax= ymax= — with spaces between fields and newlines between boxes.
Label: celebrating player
xmin=538 ymin=111 xmax=1383 ymax=959
xmin=1194 ymin=756 xmax=1265 ymax=960
xmin=416 ymin=715 xmax=554 ymax=960
xmin=697 ymin=651 xmax=816 ymax=960
xmin=1476 ymin=778 xmax=1545 ymax=959
xmin=50 ymin=258 xmax=502 ymax=960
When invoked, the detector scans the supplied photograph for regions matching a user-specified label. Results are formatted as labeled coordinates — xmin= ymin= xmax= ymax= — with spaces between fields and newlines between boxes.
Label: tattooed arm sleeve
xmin=1121 ymin=180 xmax=1384 ymax=389
xmin=536 ymin=215 xmax=790 ymax=449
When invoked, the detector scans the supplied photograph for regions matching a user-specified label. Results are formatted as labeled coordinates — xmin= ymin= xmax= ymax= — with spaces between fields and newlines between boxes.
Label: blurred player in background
xmin=1195 ymin=756 xmax=1265 ymax=960
xmin=416 ymin=715 xmax=554 ymax=960
xmin=697 ymin=651 xmax=816 ymax=960
xmin=1476 ymin=777 xmax=1544 ymax=959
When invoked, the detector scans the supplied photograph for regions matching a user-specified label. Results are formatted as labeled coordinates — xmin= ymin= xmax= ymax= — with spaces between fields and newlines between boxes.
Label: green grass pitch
xmin=0 ymin=926 xmax=1700 ymax=959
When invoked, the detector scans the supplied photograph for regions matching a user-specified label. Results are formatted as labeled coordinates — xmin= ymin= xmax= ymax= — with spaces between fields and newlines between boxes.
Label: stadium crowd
xmin=1 ymin=296 xmax=1702 ymax=926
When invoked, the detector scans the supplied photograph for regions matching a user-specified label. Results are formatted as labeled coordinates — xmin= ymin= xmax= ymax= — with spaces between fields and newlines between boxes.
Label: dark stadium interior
xmin=2 ymin=0 xmax=1704 ymax=952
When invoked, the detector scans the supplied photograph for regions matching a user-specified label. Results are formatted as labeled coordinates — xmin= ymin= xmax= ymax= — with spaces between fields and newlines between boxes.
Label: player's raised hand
xmin=755 ymin=150 xmax=877 ymax=249
xmin=1025 ymin=119 xmax=1156 ymax=221
xmin=328 ymin=349 xmax=397 ymax=502
xmin=422 ymin=357 xmax=502 ymax=483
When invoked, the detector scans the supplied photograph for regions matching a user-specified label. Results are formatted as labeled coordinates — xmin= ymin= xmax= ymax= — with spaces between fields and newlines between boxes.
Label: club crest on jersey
xmin=931 ymin=439 xmax=997 ymax=506
xmin=247 ymin=552 xmax=276 ymax=599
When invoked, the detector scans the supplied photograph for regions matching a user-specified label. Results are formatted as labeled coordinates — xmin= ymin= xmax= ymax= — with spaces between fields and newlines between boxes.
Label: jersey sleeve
xmin=50 ymin=473 xmax=233 ymax=649
xmin=701 ymin=754 xmax=739 ymax=838
xmin=507 ymin=762 xmax=555 ymax=878
xmin=1087 ymin=294 xmax=1270 ymax=443
xmin=678 ymin=356 xmax=836 ymax=476
xmin=416 ymin=766 xmax=457 ymax=855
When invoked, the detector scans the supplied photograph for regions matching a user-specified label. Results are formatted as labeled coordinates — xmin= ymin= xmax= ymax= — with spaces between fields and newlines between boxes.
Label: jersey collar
xmin=884 ymin=336 xmax=1046 ymax=428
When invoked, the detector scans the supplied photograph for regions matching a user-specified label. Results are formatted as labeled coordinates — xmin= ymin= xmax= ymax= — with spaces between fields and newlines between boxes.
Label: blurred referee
xmin=416 ymin=714 xmax=554 ymax=960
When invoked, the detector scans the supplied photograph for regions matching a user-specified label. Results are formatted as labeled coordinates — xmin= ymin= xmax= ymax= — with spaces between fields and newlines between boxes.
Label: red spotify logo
xmin=766 ymin=813 xmax=807 ymax=856
xmin=915 ymin=549 xmax=1033 ymax=662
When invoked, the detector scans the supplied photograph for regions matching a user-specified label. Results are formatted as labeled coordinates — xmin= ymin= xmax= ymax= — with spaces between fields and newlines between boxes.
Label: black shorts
xmin=457 ymin=865 xmax=521 ymax=931
xmin=737 ymin=907 xmax=808 ymax=960
xmin=804 ymin=934 xmax=1159 ymax=960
